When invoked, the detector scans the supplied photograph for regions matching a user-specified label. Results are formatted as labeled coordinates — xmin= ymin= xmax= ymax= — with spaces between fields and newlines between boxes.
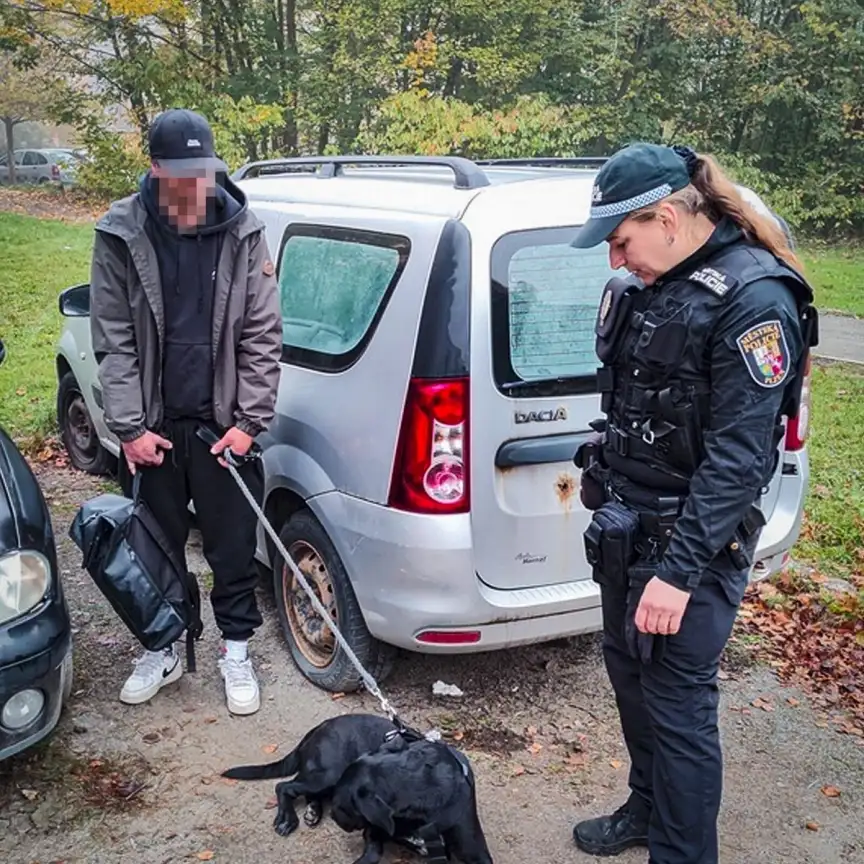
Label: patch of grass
xmin=801 ymin=244 xmax=864 ymax=317
xmin=794 ymin=361 xmax=864 ymax=573
xmin=0 ymin=212 xmax=94 ymax=441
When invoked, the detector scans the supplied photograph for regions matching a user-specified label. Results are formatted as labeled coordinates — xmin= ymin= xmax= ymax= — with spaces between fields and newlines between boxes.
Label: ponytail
xmin=631 ymin=148 xmax=805 ymax=274
xmin=689 ymin=152 xmax=804 ymax=274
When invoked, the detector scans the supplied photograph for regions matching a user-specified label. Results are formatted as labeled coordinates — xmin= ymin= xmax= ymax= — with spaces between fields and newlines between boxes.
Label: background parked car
xmin=0 ymin=336 xmax=74 ymax=762
xmin=55 ymin=156 xmax=814 ymax=694
xmin=0 ymin=148 xmax=83 ymax=188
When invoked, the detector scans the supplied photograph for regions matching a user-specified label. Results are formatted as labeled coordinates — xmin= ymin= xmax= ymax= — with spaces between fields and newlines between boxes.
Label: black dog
xmin=330 ymin=734 xmax=494 ymax=864
xmin=222 ymin=713 xmax=398 ymax=837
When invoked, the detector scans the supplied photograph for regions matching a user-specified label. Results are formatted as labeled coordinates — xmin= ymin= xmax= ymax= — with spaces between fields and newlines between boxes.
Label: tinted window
xmin=277 ymin=223 xmax=410 ymax=372
xmin=491 ymin=226 xmax=620 ymax=397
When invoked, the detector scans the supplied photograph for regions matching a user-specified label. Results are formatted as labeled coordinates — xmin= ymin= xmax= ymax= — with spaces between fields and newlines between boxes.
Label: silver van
xmin=55 ymin=156 xmax=813 ymax=692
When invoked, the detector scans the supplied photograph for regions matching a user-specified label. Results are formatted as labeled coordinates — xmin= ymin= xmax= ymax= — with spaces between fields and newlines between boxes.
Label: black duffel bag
xmin=69 ymin=471 xmax=204 ymax=671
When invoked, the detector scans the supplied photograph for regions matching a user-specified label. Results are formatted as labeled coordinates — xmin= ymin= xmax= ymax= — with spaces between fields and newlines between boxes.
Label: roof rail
xmin=231 ymin=155 xmax=491 ymax=189
xmin=475 ymin=157 xmax=609 ymax=169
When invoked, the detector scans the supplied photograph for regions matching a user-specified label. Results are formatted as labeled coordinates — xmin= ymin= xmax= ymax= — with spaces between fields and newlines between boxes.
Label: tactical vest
xmin=593 ymin=239 xmax=818 ymax=495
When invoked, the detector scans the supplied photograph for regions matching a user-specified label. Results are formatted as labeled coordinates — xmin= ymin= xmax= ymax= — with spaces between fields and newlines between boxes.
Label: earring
xmin=666 ymin=235 xmax=675 ymax=246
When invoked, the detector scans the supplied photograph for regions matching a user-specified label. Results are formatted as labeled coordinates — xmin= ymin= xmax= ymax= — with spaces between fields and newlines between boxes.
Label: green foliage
xmin=355 ymin=92 xmax=597 ymax=158
xmin=1 ymin=0 xmax=863 ymax=235
xmin=75 ymin=123 xmax=150 ymax=200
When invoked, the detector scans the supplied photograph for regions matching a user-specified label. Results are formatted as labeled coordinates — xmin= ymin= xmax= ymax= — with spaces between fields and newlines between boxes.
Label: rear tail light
xmin=785 ymin=353 xmax=812 ymax=451
xmin=388 ymin=377 xmax=469 ymax=514
xmin=51 ymin=164 xmax=60 ymax=180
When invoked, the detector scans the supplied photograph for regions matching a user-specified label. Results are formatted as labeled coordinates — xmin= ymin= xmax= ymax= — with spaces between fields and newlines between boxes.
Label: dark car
xmin=0 ymin=336 xmax=73 ymax=761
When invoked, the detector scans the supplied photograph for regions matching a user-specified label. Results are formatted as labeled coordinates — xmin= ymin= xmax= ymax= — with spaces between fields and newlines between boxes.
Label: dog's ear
xmin=355 ymin=786 xmax=395 ymax=835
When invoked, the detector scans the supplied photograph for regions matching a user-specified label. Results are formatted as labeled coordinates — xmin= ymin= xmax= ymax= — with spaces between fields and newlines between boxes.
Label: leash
xmin=194 ymin=427 xmax=440 ymax=743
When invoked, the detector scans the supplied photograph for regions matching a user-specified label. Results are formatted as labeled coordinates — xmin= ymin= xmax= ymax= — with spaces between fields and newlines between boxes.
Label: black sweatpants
xmin=601 ymin=557 xmax=749 ymax=864
xmin=120 ymin=418 xmax=264 ymax=642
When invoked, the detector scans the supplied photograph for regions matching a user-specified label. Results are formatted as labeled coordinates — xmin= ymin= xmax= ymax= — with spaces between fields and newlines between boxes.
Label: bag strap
xmin=132 ymin=469 xmax=143 ymax=502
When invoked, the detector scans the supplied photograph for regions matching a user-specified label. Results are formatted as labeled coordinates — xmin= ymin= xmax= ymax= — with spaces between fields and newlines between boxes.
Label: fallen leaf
xmin=610 ymin=760 xmax=623 ymax=769
xmin=805 ymin=821 xmax=819 ymax=832
xmin=142 ymin=732 xmax=160 ymax=743
xmin=16 ymin=387 xmax=26 ymax=396
xmin=821 ymin=785 xmax=841 ymax=798
xmin=786 ymin=697 xmax=800 ymax=707
xmin=717 ymin=670 xmax=730 ymax=681
xmin=204 ymin=716 xmax=218 ymax=724
xmin=196 ymin=852 xmax=215 ymax=861
xmin=90 ymin=759 xmax=103 ymax=768
xmin=264 ymin=796 xmax=278 ymax=809
xmin=511 ymin=765 xmax=525 ymax=777
xmin=221 ymin=777 xmax=238 ymax=786
xmin=20 ymin=789 xmax=38 ymax=801
xmin=527 ymin=742 xmax=543 ymax=756
xmin=452 ymin=731 xmax=464 ymax=742
xmin=526 ymin=725 xmax=538 ymax=737
xmin=262 ymin=744 xmax=278 ymax=754
xmin=331 ymin=692 xmax=346 ymax=701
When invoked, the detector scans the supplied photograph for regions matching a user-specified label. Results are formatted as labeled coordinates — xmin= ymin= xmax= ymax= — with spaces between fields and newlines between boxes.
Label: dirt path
xmin=1 ymin=463 xmax=863 ymax=864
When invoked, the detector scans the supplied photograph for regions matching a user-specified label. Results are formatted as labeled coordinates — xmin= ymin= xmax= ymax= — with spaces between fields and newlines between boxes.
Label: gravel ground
xmin=1 ymin=463 xmax=862 ymax=864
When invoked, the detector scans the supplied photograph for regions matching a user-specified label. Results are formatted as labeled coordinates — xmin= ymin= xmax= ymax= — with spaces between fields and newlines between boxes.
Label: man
xmin=89 ymin=108 xmax=283 ymax=715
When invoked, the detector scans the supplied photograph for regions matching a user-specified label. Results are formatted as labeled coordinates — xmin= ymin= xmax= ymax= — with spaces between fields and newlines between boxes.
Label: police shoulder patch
xmin=689 ymin=266 xmax=736 ymax=298
xmin=735 ymin=319 xmax=790 ymax=388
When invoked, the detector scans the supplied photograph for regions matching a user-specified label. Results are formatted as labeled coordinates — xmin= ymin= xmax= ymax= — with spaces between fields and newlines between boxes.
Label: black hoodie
xmin=140 ymin=173 xmax=246 ymax=422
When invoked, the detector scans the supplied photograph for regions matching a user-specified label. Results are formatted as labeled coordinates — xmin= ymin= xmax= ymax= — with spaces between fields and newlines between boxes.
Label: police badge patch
xmin=736 ymin=319 xmax=790 ymax=388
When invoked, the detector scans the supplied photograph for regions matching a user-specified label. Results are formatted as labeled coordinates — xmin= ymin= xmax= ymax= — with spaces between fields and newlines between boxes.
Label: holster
xmin=574 ymin=430 xmax=607 ymax=511
xmin=583 ymin=500 xmax=641 ymax=589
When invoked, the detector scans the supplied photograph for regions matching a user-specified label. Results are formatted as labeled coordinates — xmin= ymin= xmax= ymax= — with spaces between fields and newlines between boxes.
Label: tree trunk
xmin=3 ymin=117 xmax=17 ymax=184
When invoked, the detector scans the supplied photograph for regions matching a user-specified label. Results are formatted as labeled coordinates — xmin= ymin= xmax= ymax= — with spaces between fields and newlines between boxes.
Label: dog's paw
xmin=303 ymin=801 xmax=323 ymax=827
xmin=273 ymin=814 xmax=298 ymax=837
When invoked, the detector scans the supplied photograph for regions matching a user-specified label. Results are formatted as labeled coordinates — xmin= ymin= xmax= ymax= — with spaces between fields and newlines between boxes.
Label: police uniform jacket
xmin=594 ymin=217 xmax=817 ymax=594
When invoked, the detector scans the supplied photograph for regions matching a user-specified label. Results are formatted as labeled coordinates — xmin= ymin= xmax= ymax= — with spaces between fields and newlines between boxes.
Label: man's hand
xmin=210 ymin=426 xmax=254 ymax=467
xmin=634 ymin=576 xmax=691 ymax=635
xmin=121 ymin=430 xmax=172 ymax=474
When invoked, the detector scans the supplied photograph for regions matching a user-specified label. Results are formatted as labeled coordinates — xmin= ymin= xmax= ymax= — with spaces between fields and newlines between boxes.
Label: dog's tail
xmin=221 ymin=747 xmax=300 ymax=781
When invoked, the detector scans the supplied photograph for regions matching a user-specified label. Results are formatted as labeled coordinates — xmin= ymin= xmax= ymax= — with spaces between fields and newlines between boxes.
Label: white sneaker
xmin=218 ymin=654 xmax=260 ymax=715
xmin=119 ymin=645 xmax=183 ymax=705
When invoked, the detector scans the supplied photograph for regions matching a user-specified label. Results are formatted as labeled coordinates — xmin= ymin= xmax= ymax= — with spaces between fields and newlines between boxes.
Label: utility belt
xmin=577 ymin=442 xmax=766 ymax=589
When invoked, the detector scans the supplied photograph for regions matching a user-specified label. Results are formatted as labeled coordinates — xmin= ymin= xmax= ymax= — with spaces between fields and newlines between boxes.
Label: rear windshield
xmin=490 ymin=226 xmax=620 ymax=397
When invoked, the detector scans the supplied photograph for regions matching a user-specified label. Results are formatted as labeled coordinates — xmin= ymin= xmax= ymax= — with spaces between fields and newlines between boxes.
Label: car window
xmin=490 ymin=226 xmax=620 ymax=396
xmin=276 ymin=223 xmax=410 ymax=372
xmin=22 ymin=151 xmax=38 ymax=166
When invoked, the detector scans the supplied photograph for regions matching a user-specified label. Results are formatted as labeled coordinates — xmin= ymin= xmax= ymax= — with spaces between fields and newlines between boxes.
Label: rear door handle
xmin=495 ymin=432 xmax=596 ymax=468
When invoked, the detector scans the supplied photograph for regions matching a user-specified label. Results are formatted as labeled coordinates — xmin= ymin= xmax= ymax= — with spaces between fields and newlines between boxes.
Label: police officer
xmin=569 ymin=143 xmax=818 ymax=864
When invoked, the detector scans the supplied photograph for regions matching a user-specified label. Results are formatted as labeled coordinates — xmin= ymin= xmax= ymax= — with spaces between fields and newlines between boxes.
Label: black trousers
xmin=601 ymin=556 xmax=748 ymax=864
xmin=119 ymin=418 xmax=264 ymax=642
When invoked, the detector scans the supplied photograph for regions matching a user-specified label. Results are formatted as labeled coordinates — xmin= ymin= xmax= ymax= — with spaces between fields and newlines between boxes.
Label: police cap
xmin=571 ymin=142 xmax=695 ymax=249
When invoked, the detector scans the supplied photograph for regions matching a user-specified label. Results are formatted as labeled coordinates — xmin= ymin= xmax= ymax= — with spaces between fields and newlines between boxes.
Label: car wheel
xmin=273 ymin=509 xmax=395 ymax=693
xmin=57 ymin=371 xmax=114 ymax=476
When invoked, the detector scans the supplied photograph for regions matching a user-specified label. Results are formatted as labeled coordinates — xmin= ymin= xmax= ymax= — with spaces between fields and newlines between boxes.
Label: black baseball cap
xmin=148 ymin=108 xmax=227 ymax=176
xmin=571 ymin=143 xmax=694 ymax=248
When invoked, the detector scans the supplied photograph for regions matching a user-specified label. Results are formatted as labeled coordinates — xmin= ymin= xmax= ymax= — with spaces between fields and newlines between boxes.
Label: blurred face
xmin=152 ymin=163 xmax=216 ymax=230
xmin=606 ymin=209 xmax=679 ymax=286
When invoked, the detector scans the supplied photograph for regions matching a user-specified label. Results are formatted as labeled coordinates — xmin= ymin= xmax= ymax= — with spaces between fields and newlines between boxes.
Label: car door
xmin=462 ymin=184 xmax=620 ymax=592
